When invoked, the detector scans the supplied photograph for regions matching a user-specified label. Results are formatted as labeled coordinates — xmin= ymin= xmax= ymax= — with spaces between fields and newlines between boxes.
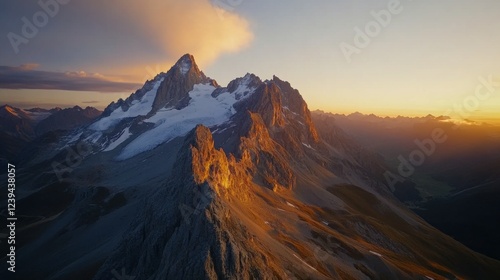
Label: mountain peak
xmin=0 ymin=104 xmax=29 ymax=119
xmin=178 ymin=53 xmax=195 ymax=62
xmin=150 ymin=54 xmax=212 ymax=112
xmin=174 ymin=53 xmax=199 ymax=75
xmin=1 ymin=104 xmax=19 ymax=114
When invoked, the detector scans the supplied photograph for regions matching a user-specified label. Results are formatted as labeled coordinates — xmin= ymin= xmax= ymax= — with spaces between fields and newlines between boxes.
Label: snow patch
xmin=179 ymin=60 xmax=191 ymax=75
xmin=118 ymin=83 xmax=251 ymax=159
xmin=67 ymin=131 xmax=83 ymax=144
xmin=90 ymin=78 xmax=164 ymax=131
xmin=322 ymin=221 xmax=329 ymax=226
xmin=286 ymin=201 xmax=298 ymax=209
xmin=84 ymin=131 xmax=102 ymax=144
xmin=229 ymin=74 xmax=257 ymax=100
xmin=293 ymin=254 xmax=317 ymax=272
xmin=104 ymin=127 xmax=132 ymax=152
xmin=282 ymin=105 xmax=299 ymax=116
xmin=302 ymin=142 xmax=314 ymax=150
xmin=369 ymin=250 xmax=383 ymax=257
xmin=26 ymin=111 xmax=52 ymax=122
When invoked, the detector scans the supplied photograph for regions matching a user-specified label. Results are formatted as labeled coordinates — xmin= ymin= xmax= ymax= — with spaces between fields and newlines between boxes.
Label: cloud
xmin=0 ymin=0 xmax=255 ymax=111
xmin=19 ymin=63 xmax=40 ymax=70
xmin=78 ymin=0 xmax=254 ymax=68
xmin=0 ymin=0 xmax=253 ymax=84
xmin=0 ymin=65 xmax=142 ymax=92
xmin=144 ymin=0 xmax=254 ymax=66
xmin=64 ymin=71 xmax=90 ymax=78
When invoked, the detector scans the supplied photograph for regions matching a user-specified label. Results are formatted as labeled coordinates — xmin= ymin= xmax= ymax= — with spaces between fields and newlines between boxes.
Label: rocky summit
xmin=3 ymin=55 xmax=500 ymax=280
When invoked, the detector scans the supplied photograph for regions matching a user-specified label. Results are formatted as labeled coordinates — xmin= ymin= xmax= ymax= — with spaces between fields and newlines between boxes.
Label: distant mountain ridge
xmin=35 ymin=106 xmax=101 ymax=135
xmin=0 ymin=104 xmax=101 ymax=160
xmin=317 ymin=109 xmax=500 ymax=260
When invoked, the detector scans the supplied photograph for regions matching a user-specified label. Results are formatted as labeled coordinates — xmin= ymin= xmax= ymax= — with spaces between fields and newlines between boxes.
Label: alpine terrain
xmin=1 ymin=54 xmax=499 ymax=279
xmin=0 ymin=105 xmax=101 ymax=165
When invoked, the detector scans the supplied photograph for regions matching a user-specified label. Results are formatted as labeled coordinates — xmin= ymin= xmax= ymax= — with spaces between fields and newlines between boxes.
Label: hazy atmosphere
xmin=1 ymin=0 xmax=499 ymax=123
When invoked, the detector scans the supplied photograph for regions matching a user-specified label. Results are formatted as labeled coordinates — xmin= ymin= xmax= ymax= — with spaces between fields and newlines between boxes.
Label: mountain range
xmin=0 ymin=105 xmax=101 ymax=163
xmin=325 ymin=111 xmax=500 ymax=261
xmin=1 ymin=54 xmax=499 ymax=279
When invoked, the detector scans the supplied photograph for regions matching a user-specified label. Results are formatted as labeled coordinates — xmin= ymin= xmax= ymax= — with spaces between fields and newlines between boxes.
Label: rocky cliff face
xmin=151 ymin=54 xmax=215 ymax=112
xmin=238 ymin=112 xmax=296 ymax=191
xmin=94 ymin=125 xmax=290 ymax=279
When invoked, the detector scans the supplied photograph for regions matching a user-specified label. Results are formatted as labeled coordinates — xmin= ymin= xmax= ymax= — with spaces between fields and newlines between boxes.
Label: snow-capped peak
xmin=117 ymin=82 xmax=253 ymax=159
xmin=83 ymin=55 xmax=267 ymax=159
xmin=90 ymin=77 xmax=165 ymax=131
xmin=174 ymin=53 xmax=196 ymax=75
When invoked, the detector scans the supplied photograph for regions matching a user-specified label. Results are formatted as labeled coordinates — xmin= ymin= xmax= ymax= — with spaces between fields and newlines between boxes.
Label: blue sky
xmin=1 ymin=0 xmax=499 ymax=122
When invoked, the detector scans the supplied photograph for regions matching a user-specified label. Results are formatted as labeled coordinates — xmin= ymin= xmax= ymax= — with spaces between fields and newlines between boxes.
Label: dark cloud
xmin=0 ymin=65 xmax=142 ymax=92
xmin=82 ymin=100 xmax=100 ymax=104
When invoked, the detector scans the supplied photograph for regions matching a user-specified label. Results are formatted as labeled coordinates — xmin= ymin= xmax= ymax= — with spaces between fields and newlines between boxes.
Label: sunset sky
xmin=1 ymin=0 xmax=499 ymax=123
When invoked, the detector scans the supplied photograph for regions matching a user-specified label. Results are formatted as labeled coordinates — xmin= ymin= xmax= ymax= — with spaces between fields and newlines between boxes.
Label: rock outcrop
xmin=151 ymin=54 xmax=214 ymax=112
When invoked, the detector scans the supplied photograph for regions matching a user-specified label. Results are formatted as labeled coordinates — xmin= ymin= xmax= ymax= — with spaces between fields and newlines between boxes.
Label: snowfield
xmin=103 ymin=127 xmax=132 ymax=152
xmin=90 ymin=78 xmax=164 ymax=131
xmin=117 ymin=83 xmax=253 ymax=160
xmin=84 ymin=72 xmax=257 ymax=160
